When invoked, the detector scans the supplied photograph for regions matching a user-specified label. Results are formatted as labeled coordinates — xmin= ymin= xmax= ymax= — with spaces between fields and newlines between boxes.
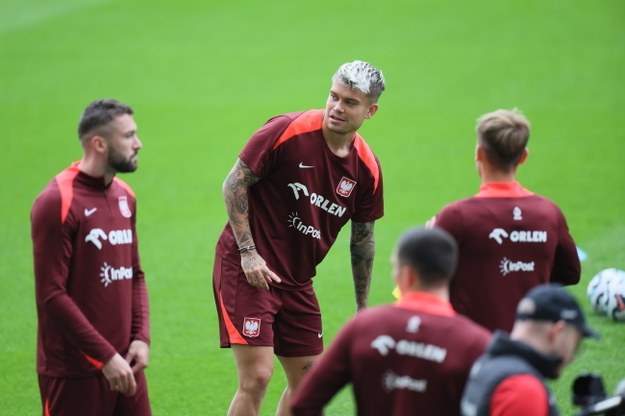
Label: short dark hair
xmin=396 ymin=227 xmax=458 ymax=286
xmin=78 ymin=99 xmax=133 ymax=140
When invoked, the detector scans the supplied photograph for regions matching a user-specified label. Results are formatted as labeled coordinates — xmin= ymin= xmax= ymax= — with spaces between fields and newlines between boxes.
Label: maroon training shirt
xmin=31 ymin=162 xmax=149 ymax=377
xmin=290 ymin=292 xmax=491 ymax=416
xmin=216 ymin=109 xmax=384 ymax=288
xmin=435 ymin=181 xmax=580 ymax=332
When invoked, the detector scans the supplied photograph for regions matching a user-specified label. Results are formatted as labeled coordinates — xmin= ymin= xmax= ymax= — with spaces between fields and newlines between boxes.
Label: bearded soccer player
xmin=31 ymin=99 xmax=151 ymax=415
xmin=430 ymin=109 xmax=580 ymax=332
xmin=290 ymin=227 xmax=491 ymax=416
xmin=213 ymin=60 xmax=385 ymax=416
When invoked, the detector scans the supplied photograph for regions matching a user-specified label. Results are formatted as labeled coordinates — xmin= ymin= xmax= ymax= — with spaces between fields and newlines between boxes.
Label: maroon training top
xmin=216 ymin=109 xmax=384 ymax=288
xmin=290 ymin=292 xmax=491 ymax=416
xmin=31 ymin=162 xmax=149 ymax=377
xmin=436 ymin=181 xmax=580 ymax=332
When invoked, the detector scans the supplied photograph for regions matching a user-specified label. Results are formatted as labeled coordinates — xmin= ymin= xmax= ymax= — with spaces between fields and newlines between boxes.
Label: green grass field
xmin=1 ymin=0 xmax=624 ymax=414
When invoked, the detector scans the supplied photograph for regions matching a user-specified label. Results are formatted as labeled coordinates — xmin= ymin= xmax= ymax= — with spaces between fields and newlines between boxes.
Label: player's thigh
xmin=113 ymin=370 xmax=151 ymax=416
xmin=277 ymin=354 xmax=320 ymax=388
xmin=274 ymin=286 xmax=323 ymax=357
xmin=232 ymin=344 xmax=275 ymax=385
xmin=215 ymin=254 xmax=280 ymax=347
xmin=38 ymin=374 xmax=115 ymax=416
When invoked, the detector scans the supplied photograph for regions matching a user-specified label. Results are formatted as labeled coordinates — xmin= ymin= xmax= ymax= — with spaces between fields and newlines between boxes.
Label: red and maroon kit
xmin=31 ymin=162 xmax=149 ymax=377
xmin=435 ymin=181 xmax=580 ymax=332
xmin=290 ymin=292 xmax=491 ymax=416
xmin=215 ymin=109 xmax=384 ymax=288
xmin=214 ymin=110 xmax=383 ymax=351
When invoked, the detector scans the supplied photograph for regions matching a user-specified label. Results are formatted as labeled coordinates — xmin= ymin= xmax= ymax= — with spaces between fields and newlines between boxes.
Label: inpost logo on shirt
xmin=100 ymin=262 xmax=133 ymax=287
xmin=288 ymin=212 xmax=321 ymax=240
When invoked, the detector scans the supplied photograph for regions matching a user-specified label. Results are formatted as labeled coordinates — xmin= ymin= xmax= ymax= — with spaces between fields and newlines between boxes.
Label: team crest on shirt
xmin=336 ymin=177 xmax=356 ymax=198
xmin=118 ymin=196 xmax=132 ymax=218
xmin=242 ymin=317 xmax=261 ymax=338
xmin=513 ymin=206 xmax=523 ymax=221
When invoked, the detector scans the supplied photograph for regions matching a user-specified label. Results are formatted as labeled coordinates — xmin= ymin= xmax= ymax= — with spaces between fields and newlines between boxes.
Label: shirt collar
xmin=395 ymin=291 xmax=456 ymax=317
xmin=476 ymin=181 xmax=534 ymax=198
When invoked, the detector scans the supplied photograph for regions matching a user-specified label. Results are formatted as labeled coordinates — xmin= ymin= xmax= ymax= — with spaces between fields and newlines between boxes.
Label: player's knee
xmin=240 ymin=366 xmax=273 ymax=395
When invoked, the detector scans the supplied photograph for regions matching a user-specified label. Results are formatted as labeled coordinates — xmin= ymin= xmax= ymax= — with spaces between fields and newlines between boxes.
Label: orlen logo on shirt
xmin=287 ymin=182 xmax=347 ymax=218
xmin=499 ymin=257 xmax=535 ymax=276
xmin=488 ymin=228 xmax=547 ymax=245
xmin=100 ymin=262 xmax=133 ymax=287
xmin=85 ymin=228 xmax=133 ymax=250
xmin=370 ymin=335 xmax=447 ymax=363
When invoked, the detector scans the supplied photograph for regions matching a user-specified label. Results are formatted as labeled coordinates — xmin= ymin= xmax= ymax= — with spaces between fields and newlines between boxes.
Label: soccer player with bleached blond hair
xmin=429 ymin=108 xmax=581 ymax=333
xmin=212 ymin=60 xmax=386 ymax=415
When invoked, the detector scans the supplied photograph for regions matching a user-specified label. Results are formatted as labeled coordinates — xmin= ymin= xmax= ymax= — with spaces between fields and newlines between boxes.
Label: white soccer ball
xmin=587 ymin=268 xmax=617 ymax=315
xmin=604 ymin=269 xmax=625 ymax=322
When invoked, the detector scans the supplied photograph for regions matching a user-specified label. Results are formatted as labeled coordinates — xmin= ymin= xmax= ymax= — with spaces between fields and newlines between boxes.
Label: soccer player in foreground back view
xmin=430 ymin=109 xmax=581 ymax=332
xmin=212 ymin=60 xmax=385 ymax=415
xmin=290 ymin=227 xmax=491 ymax=416
xmin=31 ymin=99 xmax=151 ymax=415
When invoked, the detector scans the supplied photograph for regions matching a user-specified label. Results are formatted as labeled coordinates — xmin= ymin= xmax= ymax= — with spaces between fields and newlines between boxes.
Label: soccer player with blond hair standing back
xmin=430 ymin=109 xmax=580 ymax=332
xmin=31 ymin=99 xmax=151 ymax=415
xmin=213 ymin=60 xmax=385 ymax=415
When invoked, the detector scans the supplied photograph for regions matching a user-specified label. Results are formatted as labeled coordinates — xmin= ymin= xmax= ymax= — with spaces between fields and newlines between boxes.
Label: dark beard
xmin=108 ymin=151 xmax=137 ymax=173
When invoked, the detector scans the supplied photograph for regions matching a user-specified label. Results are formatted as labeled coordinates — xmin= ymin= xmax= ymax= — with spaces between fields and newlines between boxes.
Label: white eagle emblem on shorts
xmin=336 ymin=177 xmax=356 ymax=197
xmin=242 ymin=317 xmax=261 ymax=338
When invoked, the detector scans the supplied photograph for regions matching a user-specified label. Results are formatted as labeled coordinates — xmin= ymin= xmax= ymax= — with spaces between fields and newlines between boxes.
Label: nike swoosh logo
xmin=299 ymin=162 xmax=314 ymax=169
xmin=317 ymin=332 xmax=323 ymax=338
xmin=84 ymin=207 xmax=97 ymax=217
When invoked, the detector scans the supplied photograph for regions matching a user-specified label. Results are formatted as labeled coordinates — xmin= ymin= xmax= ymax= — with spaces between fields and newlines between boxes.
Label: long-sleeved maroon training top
xmin=31 ymin=162 xmax=149 ymax=377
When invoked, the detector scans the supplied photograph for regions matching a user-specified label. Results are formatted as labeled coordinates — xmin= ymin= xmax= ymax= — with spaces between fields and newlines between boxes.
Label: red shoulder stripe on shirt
xmin=272 ymin=110 xmax=323 ymax=150
xmin=353 ymin=135 xmax=380 ymax=193
xmin=113 ymin=177 xmax=135 ymax=197
xmin=55 ymin=163 xmax=80 ymax=224
xmin=219 ymin=292 xmax=248 ymax=345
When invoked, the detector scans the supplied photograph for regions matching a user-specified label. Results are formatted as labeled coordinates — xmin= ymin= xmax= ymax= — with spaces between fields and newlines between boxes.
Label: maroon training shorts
xmin=213 ymin=253 xmax=323 ymax=357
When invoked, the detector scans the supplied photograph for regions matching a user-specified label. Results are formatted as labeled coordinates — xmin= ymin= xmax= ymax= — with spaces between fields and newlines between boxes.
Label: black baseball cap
xmin=516 ymin=283 xmax=600 ymax=339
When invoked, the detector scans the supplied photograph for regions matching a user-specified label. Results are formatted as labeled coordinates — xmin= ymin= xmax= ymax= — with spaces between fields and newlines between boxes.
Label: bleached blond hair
xmin=333 ymin=60 xmax=385 ymax=102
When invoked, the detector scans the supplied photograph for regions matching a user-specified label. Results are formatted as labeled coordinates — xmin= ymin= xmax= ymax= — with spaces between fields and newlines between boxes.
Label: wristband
xmin=238 ymin=245 xmax=256 ymax=253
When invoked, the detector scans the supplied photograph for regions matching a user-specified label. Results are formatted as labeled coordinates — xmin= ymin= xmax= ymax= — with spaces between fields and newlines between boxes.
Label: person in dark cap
xmin=460 ymin=283 xmax=599 ymax=416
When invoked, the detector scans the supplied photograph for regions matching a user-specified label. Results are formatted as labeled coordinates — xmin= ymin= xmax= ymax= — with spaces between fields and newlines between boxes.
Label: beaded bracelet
xmin=238 ymin=245 xmax=256 ymax=253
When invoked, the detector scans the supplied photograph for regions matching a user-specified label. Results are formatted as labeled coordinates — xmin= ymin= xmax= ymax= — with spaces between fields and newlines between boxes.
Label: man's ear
xmin=475 ymin=144 xmax=485 ymax=162
xmin=366 ymin=103 xmax=379 ymax=119
xmin=90 ymin=135 xmax=108 ymax=154
xmin=518 ymin=148 xmax=529 ymax=165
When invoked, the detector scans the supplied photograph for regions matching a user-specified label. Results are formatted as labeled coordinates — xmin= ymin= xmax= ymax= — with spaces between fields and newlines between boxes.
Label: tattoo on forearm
xmin=223 ymin=159 xmax=260 ymax=246
xmin=302 ymin=361 xmax=314 ymax=372
xmin=351 ymin=221 xmax=375 ymax=309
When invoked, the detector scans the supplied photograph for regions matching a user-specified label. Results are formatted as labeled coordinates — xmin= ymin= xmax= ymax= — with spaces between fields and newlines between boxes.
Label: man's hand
xmin=126 ymin=340 xmax=150 ymax=373
xmin=102 ymin=353 xmax=137 ymax=396
xmin=241 ymin=251 xmax=281 ymax=290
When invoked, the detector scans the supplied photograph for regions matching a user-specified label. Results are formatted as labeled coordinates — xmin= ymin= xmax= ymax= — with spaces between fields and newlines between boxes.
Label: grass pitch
xmin=1 ymin=0 xmax=624 ymax=414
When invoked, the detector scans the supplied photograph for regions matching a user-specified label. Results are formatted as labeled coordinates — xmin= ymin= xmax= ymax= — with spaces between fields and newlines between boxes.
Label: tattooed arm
xmin=350 ymin=221 xmax=375 ymax=310
xmin=223 ymin=158 xmax=281 ymax=289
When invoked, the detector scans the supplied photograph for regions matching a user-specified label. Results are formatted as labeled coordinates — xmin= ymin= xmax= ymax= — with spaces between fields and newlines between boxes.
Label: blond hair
xmin=476 ymin=109 xmax=530 ymax=172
